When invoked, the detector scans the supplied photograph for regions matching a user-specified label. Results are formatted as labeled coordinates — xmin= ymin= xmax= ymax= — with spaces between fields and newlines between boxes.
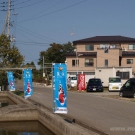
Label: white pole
xmin=76 ymin=48 xmax=78 ymax=76
xmin=43 ymin=56 xmax=44 ymax=77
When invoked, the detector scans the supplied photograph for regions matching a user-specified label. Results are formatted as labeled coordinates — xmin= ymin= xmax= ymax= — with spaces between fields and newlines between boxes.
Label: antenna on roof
xmin=71 ymin=28 xmax=74 ymax=36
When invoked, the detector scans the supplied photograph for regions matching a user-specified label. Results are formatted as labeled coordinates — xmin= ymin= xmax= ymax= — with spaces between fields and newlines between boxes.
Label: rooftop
xmin=73 ymin=36 xmax=135 ymax=44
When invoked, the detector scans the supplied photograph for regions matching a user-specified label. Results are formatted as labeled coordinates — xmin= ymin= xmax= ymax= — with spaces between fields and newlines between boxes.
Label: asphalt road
xmin=16 ymin=82 xmax=135 ymax=135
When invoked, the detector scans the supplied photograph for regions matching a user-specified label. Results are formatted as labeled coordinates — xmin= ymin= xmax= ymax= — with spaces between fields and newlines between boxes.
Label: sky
xmin=0 ymin=0 xmax=135 ymax=68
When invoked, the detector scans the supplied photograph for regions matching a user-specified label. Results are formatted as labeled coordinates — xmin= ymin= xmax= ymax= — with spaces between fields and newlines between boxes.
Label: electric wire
xmin=13 ymin=0 xmax=33 ymax=6
xmin=14 ymin=24 xmax=61 ymax=43
xmin=18 ymin=0 xmax=88 ymax=23
xmin=14 ymin=0 xmax=46 ymax=10
xmin=25 ymin=0 xmax=64 ymax=20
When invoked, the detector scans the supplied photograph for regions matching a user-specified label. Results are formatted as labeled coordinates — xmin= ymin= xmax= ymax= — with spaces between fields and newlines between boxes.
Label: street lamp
xmin=74 ymin=48 xmax=83 ymax=76
xmin=76 ymin=53 xmax=83 ymax=75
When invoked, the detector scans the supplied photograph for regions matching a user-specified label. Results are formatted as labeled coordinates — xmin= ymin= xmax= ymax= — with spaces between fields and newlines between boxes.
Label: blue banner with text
xmin=52 ymin=63 xmax=67 ymax=114
xmin=7 ymin=71 xmax=16 ymax=91
xmin=23 ymin=69 xmax=33 ymax=99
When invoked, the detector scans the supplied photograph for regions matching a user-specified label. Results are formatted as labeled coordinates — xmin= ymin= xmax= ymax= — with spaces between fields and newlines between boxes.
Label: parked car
xmin=108 ymin=76 xmax=122 ymax=92
xmin=119 ymin=78 xmax=135 ymax=98
xmin=86 ymin=78 xmax=104 ymax=92
xmin=67 ymin=76 xmax=77 ymax=88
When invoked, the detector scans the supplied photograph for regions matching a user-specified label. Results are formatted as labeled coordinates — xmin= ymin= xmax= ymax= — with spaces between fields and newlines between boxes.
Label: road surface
xmin=16 ymin=82 xmax=135 ymax=135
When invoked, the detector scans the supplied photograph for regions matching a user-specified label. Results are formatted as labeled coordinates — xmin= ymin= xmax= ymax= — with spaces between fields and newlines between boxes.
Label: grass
xmin=12 ymin=90 xmax=24 ymax=97
xmin=68 ymin=86 xmax=109 ymax=91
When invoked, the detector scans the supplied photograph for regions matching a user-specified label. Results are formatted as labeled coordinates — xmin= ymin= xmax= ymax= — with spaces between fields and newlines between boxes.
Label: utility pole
xmin=7 ymin=0 xmax=11 ymax=38
xmin=1 ymin=0 xmax=15 ymax=42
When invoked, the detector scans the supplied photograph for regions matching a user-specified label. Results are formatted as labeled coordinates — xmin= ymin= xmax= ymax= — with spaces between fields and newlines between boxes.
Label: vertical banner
xmin=7 ymin=71 xmax=16 ymax=91
xmin=77 ymin=74 xmax=85 ymax=91
xmin=23 ymin=69 xmax=33 ymax=99
xmin=52 ymin=63 xmax=67 ymax=114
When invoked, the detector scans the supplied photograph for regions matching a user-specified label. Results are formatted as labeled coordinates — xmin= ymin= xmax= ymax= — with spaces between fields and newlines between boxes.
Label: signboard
xmin=77 ymin=74 xmax=85 ymax=91
xmin=23 ymin=69 xmax=33 ymax=99
xmin=52 ymin=63 xmax=67 ymax=114
xmin=7 ymin=71 xmax=16 ymax=91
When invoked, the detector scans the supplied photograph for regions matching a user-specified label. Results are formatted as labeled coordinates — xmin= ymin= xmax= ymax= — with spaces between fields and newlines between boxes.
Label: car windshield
xmin=88 ymin=79 xmax=102 ymax=85
xmin=109 ymin=77 xmax=121 ymax=83
xmin=71 ymin=77 xmax=77 ymax=80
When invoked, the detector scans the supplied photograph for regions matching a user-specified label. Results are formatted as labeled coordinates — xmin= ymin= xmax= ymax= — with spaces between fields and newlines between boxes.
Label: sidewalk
xmin=33 ymin=82 xmax=52 ymax=88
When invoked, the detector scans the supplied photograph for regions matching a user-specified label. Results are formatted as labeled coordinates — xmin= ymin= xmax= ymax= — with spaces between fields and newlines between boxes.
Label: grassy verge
xmin=12 ymin=90 xmax=24 ymax=97
xmin=69 ymin=86 xmax=109 ymax=91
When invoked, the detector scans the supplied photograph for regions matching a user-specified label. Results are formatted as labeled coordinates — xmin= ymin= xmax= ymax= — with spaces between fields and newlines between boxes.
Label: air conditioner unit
xmin=122 ymin=48 xmax=127 ymax=51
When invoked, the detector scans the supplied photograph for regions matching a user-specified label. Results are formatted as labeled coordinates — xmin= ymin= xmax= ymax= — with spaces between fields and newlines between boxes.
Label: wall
xmin=95 ymin=67 xmax=132 ymax=87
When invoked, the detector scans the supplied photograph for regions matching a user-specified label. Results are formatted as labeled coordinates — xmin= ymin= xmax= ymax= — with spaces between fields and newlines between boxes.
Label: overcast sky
xmin=0 ymin=0 xmax=135 ymax=67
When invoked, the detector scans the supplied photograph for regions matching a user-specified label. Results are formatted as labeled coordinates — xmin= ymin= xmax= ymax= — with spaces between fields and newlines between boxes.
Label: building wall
xmin=121 ymin=57 xmax=135 ymax=71
xmin=95 ymin=67 xmax=133 ymax=86
xmin=66 ymin=56 xmax=96 ymax=72
xmin=76 ymin=43 xmax=99 ymax=52
xmin=97 ymin=49 xmax=120 ymax=67
xmin=76 ymin=43 xmax=135 ymax=52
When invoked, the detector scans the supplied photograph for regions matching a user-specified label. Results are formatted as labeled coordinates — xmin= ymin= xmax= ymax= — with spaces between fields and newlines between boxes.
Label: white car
xmin=67 ymin=76 xmax=77 ymax=88
xmin=108 ymin=77 xmax=122 ymax=91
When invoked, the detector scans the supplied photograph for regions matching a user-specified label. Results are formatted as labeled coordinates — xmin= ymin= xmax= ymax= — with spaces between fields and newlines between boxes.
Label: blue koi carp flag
xmin=23 ymin=69 xmax=33 ymax=99
xmin=7 ymin=71 xmax=16 ymax=91
xmin=52 ymin=63 xmax=67 ymax=114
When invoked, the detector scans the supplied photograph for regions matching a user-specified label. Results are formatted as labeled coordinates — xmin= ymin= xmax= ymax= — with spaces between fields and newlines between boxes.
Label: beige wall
xmin=66 ymin=56 xmax=96 ymax=72
xmin=97 ymin=49 xmax=120 ymax=67
xmin=76 ymin=43 xmax=99 ymax=52
xmin=121 ymin=57 xmax=135 ymax=71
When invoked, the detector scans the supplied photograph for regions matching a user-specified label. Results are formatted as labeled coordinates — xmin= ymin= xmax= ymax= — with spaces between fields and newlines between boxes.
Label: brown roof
xmin=73 ymin=36 xmax=135 ymax=44
xmin=65 ymin=52 xmax=96 ymax=57
xmin=66 ymin=51 xmax=135 ymax=57
xmin=122 ymin=51 xmax=135 ymax=56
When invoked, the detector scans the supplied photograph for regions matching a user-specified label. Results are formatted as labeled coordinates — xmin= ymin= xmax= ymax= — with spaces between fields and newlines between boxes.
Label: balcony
xmin=85 ymin=62 xmax=94 ymax=67
xmin=97 ymin=45 xmax=122 ymax=50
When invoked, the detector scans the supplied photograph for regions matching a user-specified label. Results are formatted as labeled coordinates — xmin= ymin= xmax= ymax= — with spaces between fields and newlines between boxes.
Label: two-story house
xmin=65 ymin=36 xmax=135 ymax=85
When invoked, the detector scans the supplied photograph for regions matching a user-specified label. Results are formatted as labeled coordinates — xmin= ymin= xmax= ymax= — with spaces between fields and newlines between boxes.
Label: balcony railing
xmin=97 ymin=45 xmax=122 ymax=49
xmin=85 ymin=62 xmax=94 ymax=67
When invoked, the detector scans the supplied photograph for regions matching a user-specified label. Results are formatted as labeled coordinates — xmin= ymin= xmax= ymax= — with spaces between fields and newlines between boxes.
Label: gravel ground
xmin=102 ymin=95 xmax=135 ymax=102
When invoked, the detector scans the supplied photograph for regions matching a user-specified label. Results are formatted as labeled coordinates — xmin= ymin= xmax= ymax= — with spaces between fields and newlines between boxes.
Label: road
xmin=16 ymin=82 xmax=135 ymax=135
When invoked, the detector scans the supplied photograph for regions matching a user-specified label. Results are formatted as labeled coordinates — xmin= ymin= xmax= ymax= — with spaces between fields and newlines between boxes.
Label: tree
xmin=37 ymin=42 xmax=74 ymax=82
xmin=0 ymin=34 xmax=24 ymax=68
xmin=0 ymin=34 xmax=24 ymax=82
xmin=38 ymin=42 xmax=74 ymax=66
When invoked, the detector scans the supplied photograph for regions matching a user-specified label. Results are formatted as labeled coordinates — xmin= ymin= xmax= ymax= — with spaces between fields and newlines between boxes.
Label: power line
xmin=16 ymin=41 xmax=50 ymax=44
xmin=18 ymin=0 xmax=88 ymax=23
xmin=14 ymin=0 xmax=46 ymax=10
xmin=14 ymin=24 xmax=61 ymax=43
xmin=13 ymin=0 xmax=33 ymax=6
xmin=25 ymin=0 xmax=64 ymax=20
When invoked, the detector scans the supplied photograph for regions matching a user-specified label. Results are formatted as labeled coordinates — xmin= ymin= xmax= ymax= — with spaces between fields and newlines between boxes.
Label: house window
xmin=72 ymin=60 xmax=79 ymax=67
xmin=85 ymin=58 xmax=94 ymax=66
xmin=116 ymin=71 xmax=129 ymax=79
xmin=85 ymin=45 xmax=94 ymax=51
xmin=129 ymin=44 xmax=135 ymax=50
xmin=105 ymin=59 xmax=108 ymax=67
xmin=127 ymin=59 xmax=133 ymax=64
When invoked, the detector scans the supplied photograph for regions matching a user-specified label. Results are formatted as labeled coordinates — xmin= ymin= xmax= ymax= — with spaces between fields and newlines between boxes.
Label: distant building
xmin=65 ymin=36 xmax=135 ymax=83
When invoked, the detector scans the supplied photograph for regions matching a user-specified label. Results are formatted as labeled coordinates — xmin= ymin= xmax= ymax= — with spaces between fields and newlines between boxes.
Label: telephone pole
xmin=1 ymin=0 xmax=16 ymax=42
